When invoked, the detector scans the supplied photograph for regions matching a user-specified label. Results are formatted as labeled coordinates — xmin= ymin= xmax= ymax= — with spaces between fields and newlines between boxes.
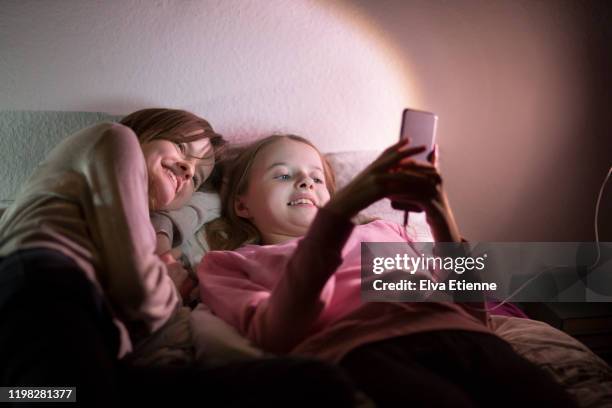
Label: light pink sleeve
xmin=200 ymin=208 xmax=354 ymax=353
xmin=84 ymin=124 xmax=179 ymax=341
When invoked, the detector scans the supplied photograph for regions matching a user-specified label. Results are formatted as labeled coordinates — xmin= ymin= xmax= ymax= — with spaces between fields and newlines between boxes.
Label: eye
xmin=275 ymin=174 xmax=291 ymax=181
xmin=175 ymin=142 xmax=187 ymax=154
xmin=311 ymin=172 xmax=325 ymax=184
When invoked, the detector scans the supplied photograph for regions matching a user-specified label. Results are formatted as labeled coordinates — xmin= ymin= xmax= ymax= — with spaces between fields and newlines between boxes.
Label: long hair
xmin=206 ymin=134 xmax=336 ymax=250
xmin=120 ymin=108 xmax=224 ymax=152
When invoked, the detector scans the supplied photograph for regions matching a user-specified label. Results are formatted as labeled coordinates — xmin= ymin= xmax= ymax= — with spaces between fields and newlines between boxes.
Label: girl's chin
xmin=290 ymin=217 xmax=315 ymax=230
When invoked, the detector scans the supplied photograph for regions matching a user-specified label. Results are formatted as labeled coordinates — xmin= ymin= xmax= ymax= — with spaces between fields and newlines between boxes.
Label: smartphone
xmin=392 ymin=108 xmax=438 ymax=213
xmin=399 ymin=108 xmax=437 ymax=162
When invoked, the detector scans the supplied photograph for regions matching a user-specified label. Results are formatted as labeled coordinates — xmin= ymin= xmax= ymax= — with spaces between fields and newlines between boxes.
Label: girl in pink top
xmin=199 ymin=134 xmax=577 ymax=407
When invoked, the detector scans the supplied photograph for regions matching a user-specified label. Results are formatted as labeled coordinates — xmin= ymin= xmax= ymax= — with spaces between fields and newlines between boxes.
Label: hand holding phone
xmin=391 ymin=108 xmax=438 ymax=213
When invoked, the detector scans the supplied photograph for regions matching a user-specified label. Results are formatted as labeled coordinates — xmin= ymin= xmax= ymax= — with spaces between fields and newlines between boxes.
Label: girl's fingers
xmin=376 ymin=173 xmax=441 ymax=201
xmin=397 ymin=157 xmax=437 ymax=168
xmin=372 ymin=145 xmax=427 ymax=172
xmin=396 ymin=168 xmax=441 ymax=183
xmin=397 ymin=137 xmax=414 ymax=151
xmin=376 ymin=171 xmax=438 ymax=187
xmin=159 ymin=252 xmax=177 ymax=264
xmin=381 ymin=138 xmax=410 ymax=156
xmin=395 ymin=137 xmax=412 ymax=149
xmin=393 ymin=163 xmax=442 ymax=183
xmin=427 ymin=144 xmax=439 ymax=168
xmin=376 ymin=139 xmax=411 ymax=164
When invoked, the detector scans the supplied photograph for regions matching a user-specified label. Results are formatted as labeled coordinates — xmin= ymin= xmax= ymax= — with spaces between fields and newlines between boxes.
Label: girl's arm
xmin=85 ymin=124 xmax=179 ymax=342
xmin=264 ymin=141 xmax=467 ymax=347
xmin=251 ymin=207 xmax=354 ymax=352
xmin=202 ymin=141 xmax=449 ymax=352
xmin=201 ymin=207 xmax=354 ymax=353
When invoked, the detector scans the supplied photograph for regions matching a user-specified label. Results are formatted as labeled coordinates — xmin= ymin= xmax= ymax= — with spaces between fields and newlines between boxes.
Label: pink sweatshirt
xmin=199 ymin=208 xmax=493 ymax=363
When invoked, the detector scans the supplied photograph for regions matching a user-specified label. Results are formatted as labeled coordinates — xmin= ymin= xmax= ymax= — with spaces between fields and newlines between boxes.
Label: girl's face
xmin=141 ymin=138 xmax=213 ymax=210
xmin=236 ymin=139 xmax=331 ymax=244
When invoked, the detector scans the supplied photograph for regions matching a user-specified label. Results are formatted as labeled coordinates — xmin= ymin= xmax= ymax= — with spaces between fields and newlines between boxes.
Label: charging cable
xmin=466 ymin=165 xmax=612 ymax=312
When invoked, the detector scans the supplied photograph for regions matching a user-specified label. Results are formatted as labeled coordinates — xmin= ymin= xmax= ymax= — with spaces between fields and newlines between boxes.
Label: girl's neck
xmin=261 ymin=231 xmax=304 ymax=246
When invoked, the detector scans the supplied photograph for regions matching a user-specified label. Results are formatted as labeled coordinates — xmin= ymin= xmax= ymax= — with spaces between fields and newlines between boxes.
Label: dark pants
xmin=340 ymin=329 xmax=579 ymax=408
xmin=0 ymin=249 xmax=356 ymax=407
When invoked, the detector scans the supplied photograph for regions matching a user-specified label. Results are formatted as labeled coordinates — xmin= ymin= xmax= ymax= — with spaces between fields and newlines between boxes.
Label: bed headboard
xmin=0 ymin=110 xmax=434 ymax=259
xmin=0 ymin=110 xmax=121 ymax=205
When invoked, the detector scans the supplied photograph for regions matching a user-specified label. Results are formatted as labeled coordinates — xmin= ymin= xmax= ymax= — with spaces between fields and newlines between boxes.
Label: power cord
xmin=468 ymin=165 xmax=612 ymax=312
xmin=589 ymin=165 xmax=612 ymax=270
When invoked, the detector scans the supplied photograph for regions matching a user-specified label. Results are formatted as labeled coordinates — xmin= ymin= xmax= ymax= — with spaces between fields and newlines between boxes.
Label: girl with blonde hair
xmin=199 ymin=134 xmax=577 ymax=407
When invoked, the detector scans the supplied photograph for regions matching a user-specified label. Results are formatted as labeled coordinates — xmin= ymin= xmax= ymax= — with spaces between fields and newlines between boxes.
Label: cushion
xmin=0 ymin=110 xmax=121 ymax=203
xmin=491 ymin=315 xmax=612 ymax=407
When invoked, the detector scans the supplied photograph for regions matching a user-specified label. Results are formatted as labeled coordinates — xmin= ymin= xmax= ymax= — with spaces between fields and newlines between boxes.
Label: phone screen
xmin=400 ymin=108 xmax=438 ymax=162
xmin=393 ymin=109 xmax=438 ymax=213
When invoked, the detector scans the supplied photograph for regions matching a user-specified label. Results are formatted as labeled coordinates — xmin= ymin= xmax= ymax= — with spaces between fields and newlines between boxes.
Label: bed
xmin=1 ymin=110 xmax=611 ymax=407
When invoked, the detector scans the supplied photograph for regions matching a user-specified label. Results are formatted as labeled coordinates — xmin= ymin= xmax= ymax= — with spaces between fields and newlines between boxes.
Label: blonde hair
xmin=206 ymin=134 xmax=336 ymax=250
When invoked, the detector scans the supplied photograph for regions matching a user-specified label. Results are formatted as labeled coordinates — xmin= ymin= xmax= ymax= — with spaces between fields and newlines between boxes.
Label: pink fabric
xmin=199 ymin=208 xmax=494 ymax=363
xmin=486 ymin=301 xmax=529 ymax=319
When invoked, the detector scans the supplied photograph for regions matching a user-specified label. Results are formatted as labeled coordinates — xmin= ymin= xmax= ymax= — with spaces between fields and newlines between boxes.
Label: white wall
xmin=1 ymin=0 xmax=609 ymax=241
xmin=0 ymin=0 xmax=413 ymax=151
xmin=342 ymin=0 xmax=612 ymax=242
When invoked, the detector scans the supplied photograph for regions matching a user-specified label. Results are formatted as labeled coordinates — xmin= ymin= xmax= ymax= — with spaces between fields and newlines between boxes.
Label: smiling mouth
xmin=287 ymin=198 xmax=315 ymax=206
